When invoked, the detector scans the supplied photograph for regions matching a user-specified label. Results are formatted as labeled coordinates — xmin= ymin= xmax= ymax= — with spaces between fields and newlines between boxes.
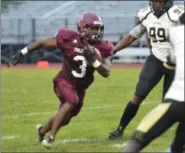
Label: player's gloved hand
xmin=7 ymin=51 xmax=24 ymax=67
xmin=83 ymin=44 xmax=96 ymax=63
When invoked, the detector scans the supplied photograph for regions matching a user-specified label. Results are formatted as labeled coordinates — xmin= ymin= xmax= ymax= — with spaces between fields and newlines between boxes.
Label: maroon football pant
xmin=53 ymin=79 xmax=86 ymax=117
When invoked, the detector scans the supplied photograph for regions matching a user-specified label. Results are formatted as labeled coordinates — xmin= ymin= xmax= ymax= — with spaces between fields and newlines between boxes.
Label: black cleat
xmin=36 ymin=124 xmax=45 ymax=143
xmin=108 ymin=129 xmax=123 ymax=140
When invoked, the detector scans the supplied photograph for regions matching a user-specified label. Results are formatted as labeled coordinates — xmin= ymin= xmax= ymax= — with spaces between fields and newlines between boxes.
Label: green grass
xmin=2 ymin=68 xmax=176 ymax=152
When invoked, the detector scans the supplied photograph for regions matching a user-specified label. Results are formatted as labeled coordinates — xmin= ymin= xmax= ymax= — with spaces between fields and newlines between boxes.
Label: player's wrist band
xmin=92 ymin=60 xmax=101 ymax=68
xmin=21 ymin=47 xmax=28 ymax=55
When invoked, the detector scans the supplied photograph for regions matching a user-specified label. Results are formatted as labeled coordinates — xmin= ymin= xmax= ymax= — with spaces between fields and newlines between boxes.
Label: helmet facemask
xmin=77 ymin=12 xmax=104 ymax=44
xmin=84 ymin=24 xmax=104 ymax=44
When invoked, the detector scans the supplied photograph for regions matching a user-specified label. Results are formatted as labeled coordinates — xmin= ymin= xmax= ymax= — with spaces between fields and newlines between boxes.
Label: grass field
xmin=2 ymin=66 xmax=176 ymax=152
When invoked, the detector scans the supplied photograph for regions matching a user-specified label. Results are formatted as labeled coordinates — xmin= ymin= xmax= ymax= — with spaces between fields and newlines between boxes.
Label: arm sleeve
xmin=129 ymin=23 xmax=146 ymax=38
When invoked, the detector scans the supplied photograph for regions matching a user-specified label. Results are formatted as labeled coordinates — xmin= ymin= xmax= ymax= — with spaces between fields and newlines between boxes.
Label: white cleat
xmin=41 ymin=136 xmax=54 ymax=149
xmin=36 ymin=124 xmax=44 ymax=142
xmin=41 ymin=139 xmax=52 ymax=149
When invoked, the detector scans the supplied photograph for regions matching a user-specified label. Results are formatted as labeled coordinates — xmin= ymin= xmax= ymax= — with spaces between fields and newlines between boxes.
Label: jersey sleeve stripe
xmin=139 ymin=11 xmax=153 ymax=27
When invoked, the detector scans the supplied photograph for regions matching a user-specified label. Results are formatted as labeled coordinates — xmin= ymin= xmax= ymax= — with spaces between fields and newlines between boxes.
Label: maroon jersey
xmin=54 ymin=28 xmax=114 ymax=90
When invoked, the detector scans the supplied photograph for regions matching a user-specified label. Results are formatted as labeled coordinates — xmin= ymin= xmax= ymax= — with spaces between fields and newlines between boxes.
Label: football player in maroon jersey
xmin=8 ymin=12 xmax=114 ymax=149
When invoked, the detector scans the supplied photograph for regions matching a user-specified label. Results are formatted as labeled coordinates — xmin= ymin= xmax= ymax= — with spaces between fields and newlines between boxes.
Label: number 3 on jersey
xmin=149 ymin=27 xmax=167 ymax=43
xmin=72 ymin=55 xmax=87 ymax=78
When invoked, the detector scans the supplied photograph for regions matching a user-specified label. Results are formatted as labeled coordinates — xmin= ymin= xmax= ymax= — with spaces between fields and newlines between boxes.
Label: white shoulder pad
xmin=168 ymin=5 xmax=184 ymax=23
xmin=137 ymin=7 xmax=151 ymax=22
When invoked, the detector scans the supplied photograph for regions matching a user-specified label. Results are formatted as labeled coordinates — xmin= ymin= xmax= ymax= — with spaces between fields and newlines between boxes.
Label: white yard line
xmin=55 ymin=138 xmax=98 ymax=145
xmin=1 ymin=112 xmax=52 ymax=120
xmin=2 ymin=102 xmax=159 ymax=120
xmin=2 ymin=105 xmax=116 ymax=120
xmin=86 ymin=105 xmax=116 ymax=109
xmin=1 ymin=136 xmax=97 ymax=143
xmin=1 ymin=135 xmax=19 ymax=140
xmin=110 ymin=143 xmax=127 ymax=148
xmin=142 ymin=101 xmax=158 ymax=105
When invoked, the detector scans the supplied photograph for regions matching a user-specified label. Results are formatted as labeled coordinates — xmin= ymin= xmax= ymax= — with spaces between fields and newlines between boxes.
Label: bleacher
xmin=2 ymin=1 xmax=148 ymax=18
xmin=1 ymin=1 xmax=69 ymax=18
xmin=1 ymin=1 xmax=184 ymax=44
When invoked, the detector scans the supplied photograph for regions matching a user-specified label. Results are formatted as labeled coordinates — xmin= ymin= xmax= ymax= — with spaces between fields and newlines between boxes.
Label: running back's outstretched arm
xmin=27 ymin=37 xmax=57 ymax=52
xmin=7 ymin=37 xmax=57 ymax=67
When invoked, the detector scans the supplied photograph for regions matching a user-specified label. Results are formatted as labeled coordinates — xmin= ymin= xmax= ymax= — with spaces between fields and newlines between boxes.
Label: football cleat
xmin=108 ymin=129 xmax=123 ymax=140
xmin=36 ymin=124 xmax=44 ymax=142
xmin=41 ymin=135 xmax=55 ymax=149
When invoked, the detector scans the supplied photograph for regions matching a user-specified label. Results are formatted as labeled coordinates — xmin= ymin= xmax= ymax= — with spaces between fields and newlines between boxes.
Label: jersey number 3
xmin=72 ymin=55 xmax=87 ymax=78
xmin=149 ymin=27 xmax=166 ymax=43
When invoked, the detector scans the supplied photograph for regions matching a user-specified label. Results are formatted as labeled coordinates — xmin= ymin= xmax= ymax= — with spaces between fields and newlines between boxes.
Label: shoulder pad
xmin=95 ymin=40 xmax=114 ymax=58
xmin=56 ymin=28 xmax=78 ymax=47
xmin=137 ymin=7 xmax=151 ymax=22
xmin=56 ymin=28 xmax=78 ymax=41
xmin=168 ymin=5 xmax=184 ymax=23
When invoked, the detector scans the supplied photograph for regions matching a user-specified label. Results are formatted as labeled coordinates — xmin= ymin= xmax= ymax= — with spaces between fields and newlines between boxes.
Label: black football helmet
xmin=149 ymin=0 xmax=174 ymax=18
